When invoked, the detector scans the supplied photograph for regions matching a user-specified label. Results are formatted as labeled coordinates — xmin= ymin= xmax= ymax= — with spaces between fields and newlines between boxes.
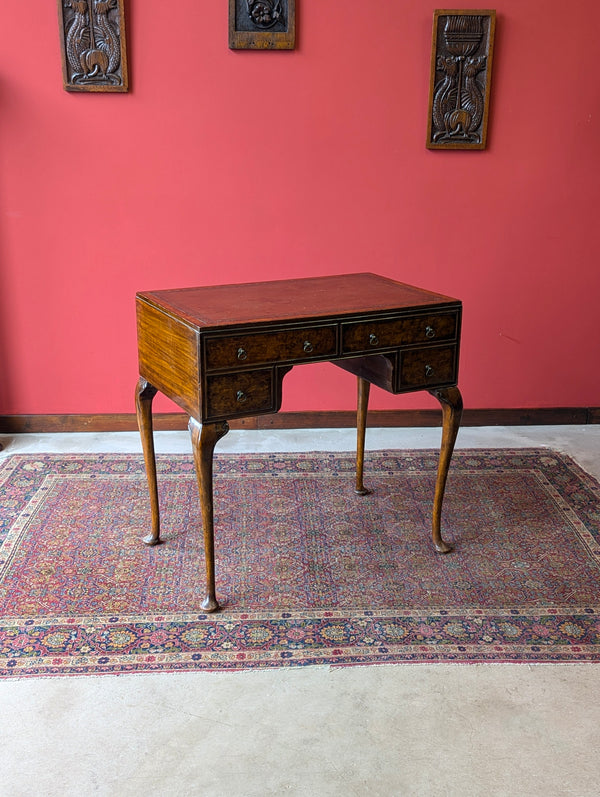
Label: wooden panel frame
xmin=229 ymin=0 xmax=296 ymax=50
xmin=58 ymin=0 xmax=129 ymax=92
xmin=427 ymin=9 xmax=496 ymax=150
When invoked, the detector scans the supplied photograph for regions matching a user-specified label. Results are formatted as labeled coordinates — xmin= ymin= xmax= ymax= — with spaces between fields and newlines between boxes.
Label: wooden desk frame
xmin=135 ymin=274 xmax=463 ymax=612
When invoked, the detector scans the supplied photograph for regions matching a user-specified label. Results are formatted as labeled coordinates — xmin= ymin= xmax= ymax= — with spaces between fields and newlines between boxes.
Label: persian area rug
xmin=1 ymin=449 xmax=599 ymax=678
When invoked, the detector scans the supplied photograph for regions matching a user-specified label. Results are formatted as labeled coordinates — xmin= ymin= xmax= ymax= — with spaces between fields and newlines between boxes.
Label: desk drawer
xmin=398 ymin=346 xmax=457 ymax=390
xmin=205 ymin=325 xmax=337 ymax=370
xmin=205 ymin=370 xmax=274 ymax=419
xmin=341 ymin=312 xmax=457 ymax=354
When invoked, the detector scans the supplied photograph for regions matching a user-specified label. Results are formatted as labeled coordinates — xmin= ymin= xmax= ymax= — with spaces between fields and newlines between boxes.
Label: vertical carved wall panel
xmin=427 ymin=10 xmax=496 ymax=150
xmin=58 ymin=0 xmax=129 ymax=92
xmin=229 ymin=0 xmax=296 ymax=49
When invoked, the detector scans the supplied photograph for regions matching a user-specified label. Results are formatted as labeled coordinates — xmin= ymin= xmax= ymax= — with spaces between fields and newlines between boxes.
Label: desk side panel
xmin=136 ymin=298 xmax=201 ymax=418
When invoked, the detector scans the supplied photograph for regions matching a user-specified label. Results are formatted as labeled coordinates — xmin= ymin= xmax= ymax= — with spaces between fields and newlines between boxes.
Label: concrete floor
xmin=1 ymin=425 xmax=599 ymax=796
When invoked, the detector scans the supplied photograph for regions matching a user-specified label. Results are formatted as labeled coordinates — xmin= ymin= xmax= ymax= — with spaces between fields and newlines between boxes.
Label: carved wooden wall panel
xmin=58 ymin=0 xmax=129 ymax=92
xmin=427 ymin=10 xmax=496 ymax=150
xmin=229 ymin=0 xmax=296 ymax=50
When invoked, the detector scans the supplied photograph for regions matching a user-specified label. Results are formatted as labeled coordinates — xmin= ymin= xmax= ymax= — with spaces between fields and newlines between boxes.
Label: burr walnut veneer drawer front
xmin=342 ymin=312 xmax=457 ymax=354
xmin=205 ymin=370 xmax=275 ymax=419
xmin=205 ymin=325 xmax=337 ymax=371
xmin=398 ymin=346 xmax=457 ymax=390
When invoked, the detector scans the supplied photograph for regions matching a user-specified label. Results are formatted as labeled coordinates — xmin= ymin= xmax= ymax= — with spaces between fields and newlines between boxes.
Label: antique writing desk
xmin=135 ymin=273 xmax=463 ymax=612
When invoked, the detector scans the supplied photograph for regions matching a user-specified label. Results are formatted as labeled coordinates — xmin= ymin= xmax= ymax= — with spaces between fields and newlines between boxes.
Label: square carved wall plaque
xmin=229 ymin=0 xmax=296 ymax=50
xmin=427 ymin=10 xmax=496 ymax=149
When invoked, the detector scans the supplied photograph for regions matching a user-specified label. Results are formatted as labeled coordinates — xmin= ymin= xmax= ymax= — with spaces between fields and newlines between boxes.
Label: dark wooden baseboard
xmin=0 ymin=407 xmax=598 ymax=434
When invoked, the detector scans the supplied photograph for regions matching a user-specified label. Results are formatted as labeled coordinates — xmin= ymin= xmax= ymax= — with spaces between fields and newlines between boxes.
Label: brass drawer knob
xmin=303 ymin=340 xmax=313 ymax=353
xmin=425 ymin=326 xmax=435 ymax=339
xmin=236 ymin=390 xmax=247 ymax=403
xmin=369 ymin=333 xmax=379 ymax=347
xmin=237 ymin=347 xmax=248 ymax=361
xmin=425 ymin=365 xmax=434 ymax=378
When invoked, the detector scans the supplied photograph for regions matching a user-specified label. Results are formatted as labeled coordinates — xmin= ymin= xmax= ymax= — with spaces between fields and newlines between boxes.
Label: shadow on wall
xmin=0 ymin=250 xmax=12 ymax=426
xmin=0 ymin=82 xmax=13 ymax=427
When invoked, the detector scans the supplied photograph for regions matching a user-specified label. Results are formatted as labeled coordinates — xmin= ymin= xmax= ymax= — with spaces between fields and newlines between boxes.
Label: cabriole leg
xmin=135 ymin=378 xmax=161 ymax=546
xmin=355 ymin=377 xmax=372 ymax=495
xmin=189 ymin=418 xmax=230 ymax=613
xmin=429 ymin=386 xmax=463 ymax=553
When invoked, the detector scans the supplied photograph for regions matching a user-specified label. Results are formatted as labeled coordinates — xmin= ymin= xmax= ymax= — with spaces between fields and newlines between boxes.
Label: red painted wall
xmin=1 ymin=2 xmax=599 ymax=416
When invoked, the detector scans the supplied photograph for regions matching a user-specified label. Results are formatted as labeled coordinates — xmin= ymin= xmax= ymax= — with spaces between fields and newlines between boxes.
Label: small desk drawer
xmin=341 ymin=312 xmax=457 ymax=354
xmin=205 ymin=325 xmax=337 ymax=370
xmin=205 ymin=370 xmax=274 ymax=419
xmin=398 ymin=346 xmax=457 ymax=390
